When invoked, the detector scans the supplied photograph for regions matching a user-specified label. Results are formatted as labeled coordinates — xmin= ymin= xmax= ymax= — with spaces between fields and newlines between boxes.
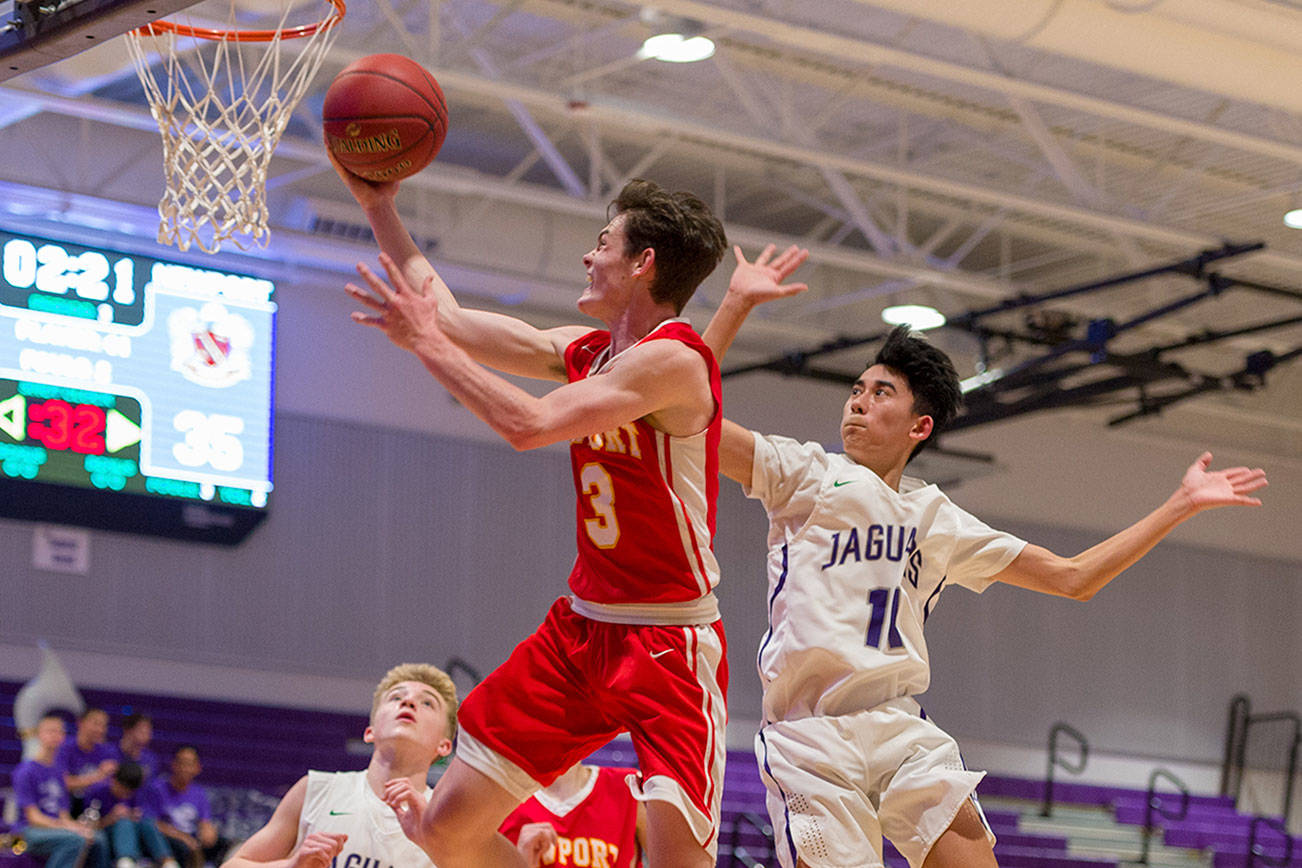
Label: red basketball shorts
xmin=457 ymin=596 xmax=729 ymax=854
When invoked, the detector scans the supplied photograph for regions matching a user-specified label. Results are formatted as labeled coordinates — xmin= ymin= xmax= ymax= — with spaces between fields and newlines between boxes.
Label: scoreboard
xmin=0 ymin=229 xmax=275 ymax=544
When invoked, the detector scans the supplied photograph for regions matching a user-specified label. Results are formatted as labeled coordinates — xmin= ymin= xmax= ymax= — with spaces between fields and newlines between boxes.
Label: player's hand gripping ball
xmin=323 ymin=53 xmax=448 ymax=183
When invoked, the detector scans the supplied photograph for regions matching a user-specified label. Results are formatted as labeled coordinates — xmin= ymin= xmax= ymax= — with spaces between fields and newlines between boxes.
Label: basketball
xmin=323 ymin=54 xmax=448 ymax=183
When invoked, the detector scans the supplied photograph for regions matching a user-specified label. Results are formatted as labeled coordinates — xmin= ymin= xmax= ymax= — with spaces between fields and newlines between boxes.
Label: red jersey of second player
xmin=500 ymin=766 xmax=641 ymax=868
xmin=563 ymin=320 xmax=721 ymax=606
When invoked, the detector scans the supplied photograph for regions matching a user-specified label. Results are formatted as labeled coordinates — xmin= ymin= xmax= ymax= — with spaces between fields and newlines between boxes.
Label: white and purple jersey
xmin=745 ymin=434 xmax=1026 ymax=724
xmin=140 ymin=778 xmax=211 ymax=834
xmin=13 ymin=759 xmax=70 ymax=829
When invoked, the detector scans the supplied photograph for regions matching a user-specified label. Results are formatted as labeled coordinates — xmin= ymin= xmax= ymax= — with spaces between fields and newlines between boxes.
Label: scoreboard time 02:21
xmin=0 ymin=228 xmax=276 ymax=517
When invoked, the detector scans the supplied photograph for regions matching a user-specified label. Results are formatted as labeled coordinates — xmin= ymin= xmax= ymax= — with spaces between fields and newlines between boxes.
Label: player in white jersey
xmin=220 ymin=664 xmax=457 ymax=868
xmin=703 ymin=251 xmax=1268 ymax=868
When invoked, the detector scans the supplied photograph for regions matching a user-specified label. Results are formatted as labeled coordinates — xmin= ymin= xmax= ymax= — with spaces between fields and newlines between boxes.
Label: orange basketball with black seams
xmin=323 ymin=53 xmax=448 ymax=183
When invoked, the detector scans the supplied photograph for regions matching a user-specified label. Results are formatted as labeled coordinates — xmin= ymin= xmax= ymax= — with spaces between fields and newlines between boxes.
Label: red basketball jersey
xmin=500 ymin=766 xmax=641 ymax=868
xmin=564 ymin=320 xmax=721 ymax=607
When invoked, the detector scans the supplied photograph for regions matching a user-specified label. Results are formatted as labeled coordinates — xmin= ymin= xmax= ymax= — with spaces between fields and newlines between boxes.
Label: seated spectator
xmin=221 ymin=663 xmax=457 ymax=868
xmin=113 ymin=714 xmax=162 ymax=782
xmin=57 ymin=708 xmax=118 ymax=816
xmin=501 ymin=762 xmax=646 ymax=868
xmin=13 ymin=713 xmax=110 ymax=868
xmin=142 ymin=746 xmax=228 ymax=868
xmin=83 ymin=762 xmax=180 ymax=868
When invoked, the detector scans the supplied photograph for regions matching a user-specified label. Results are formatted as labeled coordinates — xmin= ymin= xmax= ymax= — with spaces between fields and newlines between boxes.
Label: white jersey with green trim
xmin=745 ymin=433 xmax=1027 ymax=725
xmin=296 ymin=770 xmax=435 ymax=868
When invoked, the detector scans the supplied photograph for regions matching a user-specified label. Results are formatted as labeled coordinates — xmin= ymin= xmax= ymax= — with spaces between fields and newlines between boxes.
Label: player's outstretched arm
xmin=329 ymin=148 xmax=582 ymax=382
xmin=221 ymin=777 xmax=347 ymax=868
xmin=351 ymin=270 xmax=711 ymax=450
xmin=348 ymin=253 xmax=586 ymax=381
xmin=703 ymin=244 xmax=802 ymax=489
xmin=702 ymin=244 xmax=807 ymax=487
xmin=702 ymin=244 xmax=809 ymax=362
xmin=993 ymin=453 xmax=1267 ymax=600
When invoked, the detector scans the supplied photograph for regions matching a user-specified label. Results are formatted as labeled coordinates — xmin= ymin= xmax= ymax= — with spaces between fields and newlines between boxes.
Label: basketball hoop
xmin=125 ymin=1 xmax=346 ymax=254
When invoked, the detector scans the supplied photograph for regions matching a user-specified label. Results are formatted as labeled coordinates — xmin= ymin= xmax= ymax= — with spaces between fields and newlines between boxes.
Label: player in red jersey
xmin=503 ymin=764 xmax=645 ymax=868
xmin=332 ymin=153 xmax=808 ymax=868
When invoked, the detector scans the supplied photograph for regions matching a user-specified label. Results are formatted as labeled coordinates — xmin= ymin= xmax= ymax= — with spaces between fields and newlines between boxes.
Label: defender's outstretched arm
xmin=994 ymin=453 xmax=1267 ymax=600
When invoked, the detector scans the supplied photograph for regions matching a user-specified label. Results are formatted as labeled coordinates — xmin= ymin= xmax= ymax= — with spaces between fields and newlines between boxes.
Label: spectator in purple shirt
xmin=84 ymin=762 xmax=180 ymax=868
xmin=141 ymin=746 xmax=228 ymax=868
xmin=57 ymin=707 xmax=118 ymax=814
xmin=112 ymin=714 xmax=162 ymax=783
xmin=13 ymin=714 xmax=110 ymax=868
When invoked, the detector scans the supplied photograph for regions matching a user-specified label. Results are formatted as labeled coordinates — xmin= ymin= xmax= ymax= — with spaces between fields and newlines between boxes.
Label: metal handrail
xmin=1226 ymin=699 xmax=1301 ymax=821
xmin=1243 ymin=712 xmax=1301 ymax=822
xmin=728 ymin=810 xmax=774 ymax=867
xmin=1247 ymin=815 xmax=1294 ymax=868
xmin=1138 ymin=768 xmax=1189 ymax=865
xmin=1042 ymin=722 xmax=1089 ymax=817
xmin=1222 ymin=694 xmax=1252 ymax=797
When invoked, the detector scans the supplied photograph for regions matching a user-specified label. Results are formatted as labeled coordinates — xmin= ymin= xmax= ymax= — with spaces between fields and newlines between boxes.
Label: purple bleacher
xmin=1113 ymin=792 xmax=1247 ymax=818
xmin=1167 ymin=822 xmax=1302 ymax=866
xmin=993 ymin=848 xmax=1118 ymax=868
xmin=983 ymin=774 xmax=1236 ymax=811
xmin=1213 ymin=853 xmax=1302 ymax=868
xmin=999 ymin=772 xmax=1302 ymax=868
xmin=0 ymin=854 xmax=40 ymax=868
xmin=1 ymin=678 xmax=369 ymax=794
xmin=1106 ymin=788 xmax=1302 ymax=866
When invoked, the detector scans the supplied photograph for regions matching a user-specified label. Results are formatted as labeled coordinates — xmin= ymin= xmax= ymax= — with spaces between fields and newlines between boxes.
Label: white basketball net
xmin=125 ymin=5 xmax=342 ymax=254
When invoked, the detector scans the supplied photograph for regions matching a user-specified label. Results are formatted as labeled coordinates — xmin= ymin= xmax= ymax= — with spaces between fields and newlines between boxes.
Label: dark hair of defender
xmin=872 ymin=324 xmax=963 ymax=461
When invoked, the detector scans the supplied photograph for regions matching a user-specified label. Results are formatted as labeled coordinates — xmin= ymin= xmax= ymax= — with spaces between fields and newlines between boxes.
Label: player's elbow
xmin=506 ymin=433 xmax=542 ymax=451
xmin=1059 ymin=563 xmax=1096 ymax=601
xmin=501 ymin=417 xmax=550 ymax=451
xmin=1070 ymin=584 xmax=1097 ymax=602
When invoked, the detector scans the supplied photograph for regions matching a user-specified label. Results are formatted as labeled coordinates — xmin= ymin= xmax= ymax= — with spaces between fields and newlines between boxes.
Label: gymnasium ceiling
xmin=1 ymin=0 xmax=1301 ymax=460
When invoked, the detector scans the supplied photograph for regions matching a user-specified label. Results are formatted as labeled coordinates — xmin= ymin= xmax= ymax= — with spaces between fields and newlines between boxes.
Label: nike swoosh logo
xmin=328 ymin=810 xmax=352 ymax=816
xmin=650 ymin=649 xmax=674 ymax=659
xmin=832 ymin=480 xmax=857 ymax=487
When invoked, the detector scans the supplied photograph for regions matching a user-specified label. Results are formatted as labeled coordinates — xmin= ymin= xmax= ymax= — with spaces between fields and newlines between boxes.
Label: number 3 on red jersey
xmin=580 ymin=462 xmax=620 ymax=549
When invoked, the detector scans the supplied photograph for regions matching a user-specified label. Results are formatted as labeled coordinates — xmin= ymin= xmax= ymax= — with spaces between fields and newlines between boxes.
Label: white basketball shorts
xmin=755 ymin=697 xmax=993 ymax=868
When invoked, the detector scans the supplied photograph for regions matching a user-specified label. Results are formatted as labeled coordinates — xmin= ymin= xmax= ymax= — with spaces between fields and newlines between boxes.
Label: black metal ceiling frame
xmin=722 ymin=241 xmax=1302 ymax=432
xmin=0 ymin=0 xmax=201 ymax=83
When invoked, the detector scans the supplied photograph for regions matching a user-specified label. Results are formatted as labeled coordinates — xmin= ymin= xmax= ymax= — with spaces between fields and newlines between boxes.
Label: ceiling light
xmin=638 ymin=32 xmax=715 ymax=63
xmin=882 ymin=304 xmax=946 ymax=330
xmin=1284 ymin=207 xmax=1302 ymax=229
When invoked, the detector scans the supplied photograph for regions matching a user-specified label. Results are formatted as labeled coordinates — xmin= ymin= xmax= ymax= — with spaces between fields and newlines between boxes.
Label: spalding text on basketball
xmin=329 ymin=129 xmax=403 ymax=155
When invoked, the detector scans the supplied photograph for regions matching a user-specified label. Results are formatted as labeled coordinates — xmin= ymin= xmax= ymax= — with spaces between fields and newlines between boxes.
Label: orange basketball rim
xmin=135 ymin=0 xmax=346 ymax=42
xmin=126 ymin=0 xmax=349 ymax=253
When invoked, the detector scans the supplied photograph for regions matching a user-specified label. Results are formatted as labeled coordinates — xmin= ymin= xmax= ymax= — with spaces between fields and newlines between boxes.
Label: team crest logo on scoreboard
xmin=169 ymin=302 xmax=254 ymax=388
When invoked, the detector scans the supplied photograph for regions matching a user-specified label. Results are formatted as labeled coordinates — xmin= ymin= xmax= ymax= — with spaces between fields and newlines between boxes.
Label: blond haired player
xmin=221 ymin=664 xmax=457 ymax=868
xmin=703 ymin=252 xmax=1268 ymax=868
